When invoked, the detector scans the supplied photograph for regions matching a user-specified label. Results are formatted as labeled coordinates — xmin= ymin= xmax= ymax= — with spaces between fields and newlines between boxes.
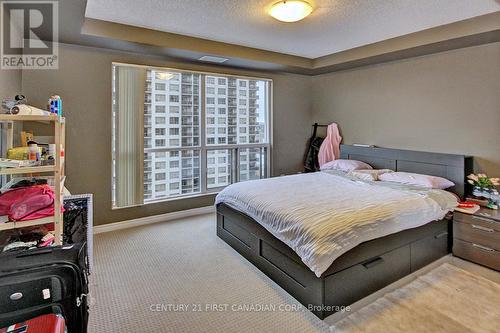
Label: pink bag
xmin=0 ymin=185 xmax=57 ymax=221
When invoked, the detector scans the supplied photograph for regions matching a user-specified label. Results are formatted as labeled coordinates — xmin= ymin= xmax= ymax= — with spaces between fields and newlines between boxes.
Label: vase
xmin=487 ymin=188 xmax=499 ymax=210
xmin=472 ymin=186 xmax=488 ymax=198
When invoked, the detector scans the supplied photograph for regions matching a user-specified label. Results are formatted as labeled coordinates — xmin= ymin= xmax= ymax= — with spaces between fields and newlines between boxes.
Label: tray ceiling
xmin=85 ymin=0 xmax=500 ymax=58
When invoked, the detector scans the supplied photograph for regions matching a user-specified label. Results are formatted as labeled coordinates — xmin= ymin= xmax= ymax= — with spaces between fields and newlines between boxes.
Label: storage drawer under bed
xmin=410 ymin=228 xmax=449 ymax=270
xmin=324 ymin=244 xmax=411 ymax=316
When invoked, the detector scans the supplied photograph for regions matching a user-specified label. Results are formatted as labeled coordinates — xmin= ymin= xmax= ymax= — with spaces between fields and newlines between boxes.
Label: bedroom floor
xmin=88 ymin=213 xmax=500 ymax=333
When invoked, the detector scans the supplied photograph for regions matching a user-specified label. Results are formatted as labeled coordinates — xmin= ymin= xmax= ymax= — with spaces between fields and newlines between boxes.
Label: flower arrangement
xmin=467 ymin=173 xmax=499 ymax=189
xmin=468 ymin=173 xmax=499 ymax=209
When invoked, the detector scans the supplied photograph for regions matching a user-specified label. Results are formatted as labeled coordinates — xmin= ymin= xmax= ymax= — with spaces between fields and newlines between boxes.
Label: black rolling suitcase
xmin=0 ymin=243 xmax=89 ymax=333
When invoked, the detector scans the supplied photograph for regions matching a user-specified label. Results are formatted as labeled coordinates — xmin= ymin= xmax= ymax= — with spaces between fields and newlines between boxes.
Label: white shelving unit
xmin=0 ymin=114 xmax=65 ymax=245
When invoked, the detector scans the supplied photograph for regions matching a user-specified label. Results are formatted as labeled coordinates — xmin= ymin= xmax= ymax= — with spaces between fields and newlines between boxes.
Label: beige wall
xmin=21 ymin=43 xmax=312 ymax=226
xmin=0 ymin=69 xmax=21 ymax=99
xmin=311 ymin=42 xmax=500 ymax=176
xmin=0 ymin=69 xmax=22 ymax=146
xmin=9 ymin=41 xmax=500 ymax=226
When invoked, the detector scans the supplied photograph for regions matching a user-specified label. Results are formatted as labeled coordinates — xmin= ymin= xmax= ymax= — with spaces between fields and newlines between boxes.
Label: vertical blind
xmin=113 ymin=66 xmax=146 ymax=207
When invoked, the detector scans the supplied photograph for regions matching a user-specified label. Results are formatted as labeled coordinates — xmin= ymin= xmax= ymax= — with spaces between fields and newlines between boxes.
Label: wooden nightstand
xmin=453 ymin=208 xmax=500 ymax=271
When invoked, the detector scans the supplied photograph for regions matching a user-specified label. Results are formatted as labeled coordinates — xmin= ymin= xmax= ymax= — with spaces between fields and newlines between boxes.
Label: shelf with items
xmin=0 ymin=115 xmax=65 ymax=246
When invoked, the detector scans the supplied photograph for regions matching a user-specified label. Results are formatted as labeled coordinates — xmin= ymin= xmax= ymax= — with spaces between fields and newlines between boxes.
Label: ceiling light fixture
xmin=198 ymin=55 xmax=229 ymax=63
xmin=269 ymin=0 xmax=313 ymax=23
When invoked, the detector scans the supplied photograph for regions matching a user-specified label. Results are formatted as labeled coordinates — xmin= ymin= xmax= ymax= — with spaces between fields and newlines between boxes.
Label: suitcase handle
xmin=16 ymin=248 xmax=54 ymax=258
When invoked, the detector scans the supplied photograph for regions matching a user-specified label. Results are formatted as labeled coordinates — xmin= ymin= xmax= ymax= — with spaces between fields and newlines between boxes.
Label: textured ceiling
xmin=85 ymin=0 xmax=500 ymax=58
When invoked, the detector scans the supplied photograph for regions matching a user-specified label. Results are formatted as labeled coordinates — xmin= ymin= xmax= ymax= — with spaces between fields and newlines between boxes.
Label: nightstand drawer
xmin=453 ymin=221 xmax=500 ymax=251
xmin=453 ymin=239 xmax=500 ymax=271
xmin=454 ymin=212 xmax=500 ymax=231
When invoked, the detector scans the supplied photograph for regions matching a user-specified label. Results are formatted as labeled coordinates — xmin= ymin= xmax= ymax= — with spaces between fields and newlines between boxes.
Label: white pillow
xmin=348 ymin=169 xmax=394 ymax=181
xmin=320 ymin=159 xmax=372 ymax=172
xmin=379 ymin=172 xmax=455 ymax=189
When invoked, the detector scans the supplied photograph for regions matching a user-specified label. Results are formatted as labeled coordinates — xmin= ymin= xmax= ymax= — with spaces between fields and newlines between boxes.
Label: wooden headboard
xmin=340 ymin=145 xmax=473 ymax=199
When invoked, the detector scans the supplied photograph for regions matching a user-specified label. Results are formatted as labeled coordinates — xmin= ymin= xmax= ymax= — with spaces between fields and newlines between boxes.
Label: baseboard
xmin=94 ymin=206 xmax=215 ymax=234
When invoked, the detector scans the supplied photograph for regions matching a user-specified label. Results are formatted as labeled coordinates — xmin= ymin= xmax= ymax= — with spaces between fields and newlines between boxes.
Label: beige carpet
xmin=88 ymin=214 xmax=331 ymax=333
xmin=88 ymin=213 xmax=500 ymax=333
xmin=333 ymin=263 xmax=500 ymax=332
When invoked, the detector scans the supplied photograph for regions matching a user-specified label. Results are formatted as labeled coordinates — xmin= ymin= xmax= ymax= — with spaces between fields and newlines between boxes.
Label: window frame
xmin=112 ymin=62 xmax=273 ymax=208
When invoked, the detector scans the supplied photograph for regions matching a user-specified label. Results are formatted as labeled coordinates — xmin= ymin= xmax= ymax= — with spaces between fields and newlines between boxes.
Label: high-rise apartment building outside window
xmin=112 ymin=63 xmax=271 ymax=207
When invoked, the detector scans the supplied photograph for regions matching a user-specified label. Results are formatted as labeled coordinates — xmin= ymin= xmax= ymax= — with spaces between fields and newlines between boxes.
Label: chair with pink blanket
xmin=318 ymin=123 xmax=342 ymax=167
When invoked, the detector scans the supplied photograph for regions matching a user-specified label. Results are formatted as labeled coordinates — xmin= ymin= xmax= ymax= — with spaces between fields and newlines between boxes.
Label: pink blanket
xmin=318 ymin=123 xmax=342 ymax=167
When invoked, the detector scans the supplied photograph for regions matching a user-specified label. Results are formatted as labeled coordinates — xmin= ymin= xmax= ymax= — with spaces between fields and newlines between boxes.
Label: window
xmin=112 ymin=64 xmax=270 ymax=207
xmin=155 ymin=83 xmax=166 ymax=90
xmin=155 ymin=184 xmax=166 ymax=192
xmin=155 ymin=173 xmax=166 ymax=181
xmin=155 ymin=94 xmax=166 ymax=102
xmin=155 ymin=139 xmax=166 ymax=147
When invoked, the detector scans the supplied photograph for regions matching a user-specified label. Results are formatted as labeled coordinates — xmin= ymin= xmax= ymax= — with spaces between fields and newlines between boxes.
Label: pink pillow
xmin=378 ymin=172 xmax=454 ymax=189
xmin=320 ymin=159 xmax=372 ymax=172
xmin=348 ymin=169 xmax=394 ymax=181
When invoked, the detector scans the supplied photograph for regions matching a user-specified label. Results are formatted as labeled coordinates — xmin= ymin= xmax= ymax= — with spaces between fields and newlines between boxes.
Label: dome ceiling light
xmin=269 ymin=0 xmax=313 ymax=23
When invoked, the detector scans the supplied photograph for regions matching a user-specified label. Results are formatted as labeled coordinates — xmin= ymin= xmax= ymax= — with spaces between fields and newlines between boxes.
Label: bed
xmin=216 ymin=145 xmax=473 ymax=319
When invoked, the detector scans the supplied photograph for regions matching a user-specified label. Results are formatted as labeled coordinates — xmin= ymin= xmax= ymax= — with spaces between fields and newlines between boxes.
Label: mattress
xmin=215 ymin=171 xmax=457 ymax=277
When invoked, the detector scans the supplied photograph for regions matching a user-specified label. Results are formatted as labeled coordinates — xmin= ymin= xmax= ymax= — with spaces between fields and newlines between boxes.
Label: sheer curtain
xmin=113 ymin=65 xmax=146 ymax=207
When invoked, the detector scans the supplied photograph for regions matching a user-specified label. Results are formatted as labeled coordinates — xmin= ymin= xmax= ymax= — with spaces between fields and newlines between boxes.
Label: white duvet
xmin=215 ymin=171 xmax=457 ymax=277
